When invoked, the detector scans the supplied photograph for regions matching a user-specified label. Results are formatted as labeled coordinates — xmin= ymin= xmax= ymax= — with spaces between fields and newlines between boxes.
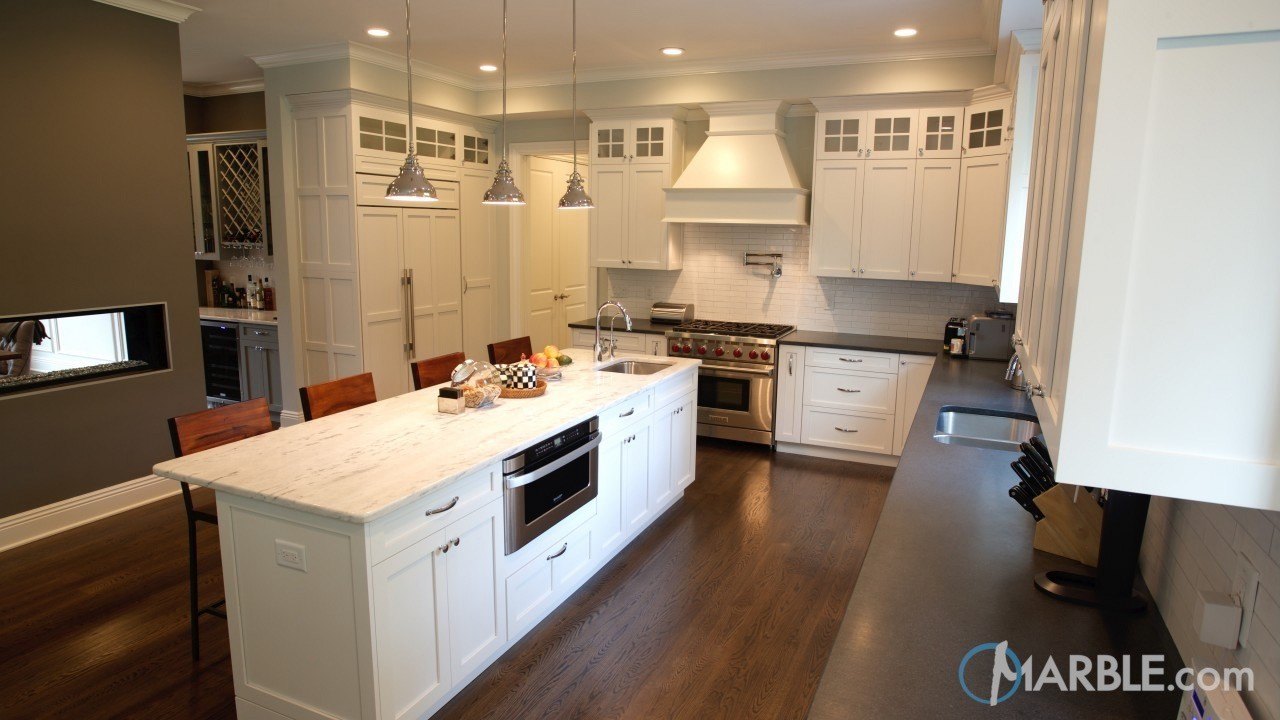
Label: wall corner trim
xmin=92 ymin=0 xmax=199 ymax=23
xmin=0 ymin=475 xmax=180 ymax=553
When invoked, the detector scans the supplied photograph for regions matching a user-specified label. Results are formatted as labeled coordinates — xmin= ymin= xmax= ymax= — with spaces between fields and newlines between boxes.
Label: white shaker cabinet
xmin=858 ymin=159 xmax=916 ymax=280
xmin=916 ymin=108 xmax=964 ymax=159
xmin=809 ymin=159 xmax=864 ymax=278
xmin=909 ymin=159 xmax=960 ymax=282
xmin=962 ymin=99 xmax=1011 ymax=158
xmin=442 ymin=499 xmax=505 ymax=683
xmin=815 ymin=111 xmax=867 ymax=160
xmin=864 ymin=109 xmax=918 ymax=161
xmin=775 ymin=346 xmax=806 ymax=444
xmin=893 ymin=355 xmax=936 ymax=455
xmin=952 ymin=154 xmax=1009 ymax=287
xmin=372 ymin=529 xmax=451 ymax=720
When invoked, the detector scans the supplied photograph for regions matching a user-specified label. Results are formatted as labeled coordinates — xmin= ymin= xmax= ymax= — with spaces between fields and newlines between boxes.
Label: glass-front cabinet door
xmin=917 ymin=108 xmax=964 ymax=159
xmin=865 ymin=109 xmax=917 ymax=160
xmin=461 ymin=132 xmax=492 ymax=169
xmin=592 ymin=122 xmax=629 ymax=164
xmin=815 ymin=112 xmax=867 ymax=159
xmin=357 ymin=115 xmax=409 ymax=157
xmin=414 ymin=122 xmax=459 ymax=167
xmin=187 ymin=143 xmax=218 ymax=258
xmin=629 ymin=121 xmax=671 ymax=164
xmin=963 ymin=100 xmax=1010 ymax=157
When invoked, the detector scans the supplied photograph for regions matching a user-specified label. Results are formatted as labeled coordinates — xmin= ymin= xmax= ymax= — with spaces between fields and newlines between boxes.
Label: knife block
xmin=1033 ymin=485 xmax=1103 ymax=567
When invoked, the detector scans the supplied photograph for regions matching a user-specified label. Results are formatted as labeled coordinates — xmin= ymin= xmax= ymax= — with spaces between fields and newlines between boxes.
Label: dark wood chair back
xmin=168 ymin=397 xmax=274 ymax=458
xmin=412 ymin=351 xmax=465 ymax=391
xmin=299 ymin=372 xmax=377 ymax=420
xmin=487 ymin=336 xmax=533 ymax=364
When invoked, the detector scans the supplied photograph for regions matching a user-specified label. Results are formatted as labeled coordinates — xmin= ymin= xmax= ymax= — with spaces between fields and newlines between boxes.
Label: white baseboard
xmin=0 ymin=474 xmax=180 ymax=553
xmin=775 ymin=441 xmax=900 ymax=468
xmin=278 ymin=409 xmax=304 ymax=427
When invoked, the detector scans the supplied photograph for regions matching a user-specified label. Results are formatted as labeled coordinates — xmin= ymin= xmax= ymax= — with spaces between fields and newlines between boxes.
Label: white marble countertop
xmin=198 ymin=306 xmax=279 ymax=326
xmin=153 ymin=348 xmax=699 ymax=524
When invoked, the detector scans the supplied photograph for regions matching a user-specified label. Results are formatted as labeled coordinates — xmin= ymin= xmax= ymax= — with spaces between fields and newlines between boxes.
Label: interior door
xmin=460 ymin=168 xmax=496 ymax=362
xmin=357 ymin=207 xmax=409 ymax=398
xmin=858 ymin=159 xmax=916 ymax=279
xmin=556 ymin=168 xmax=590 ymax=348
xmin=405 ymin=209 xmax=463 ymax=365
xmin=524 ymin=157 xmax=560 ymax=351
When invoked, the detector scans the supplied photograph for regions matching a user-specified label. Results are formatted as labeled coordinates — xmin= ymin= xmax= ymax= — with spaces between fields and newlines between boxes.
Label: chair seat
xmin=190 ymin=505 xmax=218 ymax=525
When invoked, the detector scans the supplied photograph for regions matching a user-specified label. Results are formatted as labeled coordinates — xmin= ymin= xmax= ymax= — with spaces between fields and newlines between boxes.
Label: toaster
xmin=649 ymin=302 xmax=695 ymax=325
xmin=966 ymin=314 xmax=1015 ymax=360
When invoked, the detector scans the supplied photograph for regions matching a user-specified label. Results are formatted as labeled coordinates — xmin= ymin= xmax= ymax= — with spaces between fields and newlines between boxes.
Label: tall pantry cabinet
xmin=290 ymin=93 xmax=498 ymax=399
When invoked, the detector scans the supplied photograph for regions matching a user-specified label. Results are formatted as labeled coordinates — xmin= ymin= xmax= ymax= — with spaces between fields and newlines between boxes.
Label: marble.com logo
xmin=958 ymin=641 xmax=1023 ymax=706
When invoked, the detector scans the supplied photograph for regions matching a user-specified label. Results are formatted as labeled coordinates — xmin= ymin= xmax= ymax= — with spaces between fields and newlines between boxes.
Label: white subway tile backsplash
xmin=603 ymin=224 xmax=1011 ymax=339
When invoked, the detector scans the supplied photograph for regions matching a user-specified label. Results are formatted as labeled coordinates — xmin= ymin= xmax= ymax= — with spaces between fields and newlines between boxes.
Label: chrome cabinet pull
xmin=619 ymin=408 xmax=635 ymax=417
xmin=405 ymin=268 xmax=416 ymax=353
xmin=836 ymin=387 xmax=861 ymax=393
xmin=425 ymin=496 xmax=459 ymax=516
xmin=834 ymin=426 xmax=859 ymax=433
xmin=839 ymin=357 xmax=863 ymax=363
xmin=252 ymin=329 xmax=269 ymax=336
xmin=546 ymin=543 xmax=568 ymax=561
xmin=788 ymin=355 xmax=794 ymax=376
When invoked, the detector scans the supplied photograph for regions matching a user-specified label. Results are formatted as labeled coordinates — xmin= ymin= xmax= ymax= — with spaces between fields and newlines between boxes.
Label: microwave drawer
xmin=803 ymin=366 xmax=898 ymax=415
xmin=368 ymin=463 xmax=500 ymax=564
xmin=800 ymin=408 xmax=895 ymax=455
xmin=805 ymin=347 xmax=900 ymax=374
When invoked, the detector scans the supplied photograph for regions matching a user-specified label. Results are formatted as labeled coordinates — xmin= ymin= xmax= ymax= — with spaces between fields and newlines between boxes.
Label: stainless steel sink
xmin=933 ymin=406 xmax=1041 ymax=451
xmin=596 ymin=360 xmax=671 ymax=375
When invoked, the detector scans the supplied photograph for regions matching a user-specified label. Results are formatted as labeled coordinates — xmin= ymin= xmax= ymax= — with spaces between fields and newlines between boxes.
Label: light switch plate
xmin=275 ymin=539 xmax=307 ymax=572
xmin=1235 ymin=553 xmax=1259 ymax=648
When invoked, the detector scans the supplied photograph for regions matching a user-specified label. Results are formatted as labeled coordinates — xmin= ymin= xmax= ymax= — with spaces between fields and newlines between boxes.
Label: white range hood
xmin=663 ymin=100 xmax=809 ymax=226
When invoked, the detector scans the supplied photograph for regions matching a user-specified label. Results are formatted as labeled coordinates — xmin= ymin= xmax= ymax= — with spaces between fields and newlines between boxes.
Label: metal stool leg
xmin=187 ymin=518 xmax=201 ymax=661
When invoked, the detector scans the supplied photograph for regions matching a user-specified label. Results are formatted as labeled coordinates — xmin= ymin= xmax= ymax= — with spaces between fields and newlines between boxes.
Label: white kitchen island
xmin=153 ymin=348 xmax=699 ymax=720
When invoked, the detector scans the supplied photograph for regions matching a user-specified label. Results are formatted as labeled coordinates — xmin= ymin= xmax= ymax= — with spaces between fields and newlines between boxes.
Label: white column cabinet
xmin=952 ymin=154 xmax=1009 ymax=287
xmin=775 ymin=346 xmax=806 ymax=444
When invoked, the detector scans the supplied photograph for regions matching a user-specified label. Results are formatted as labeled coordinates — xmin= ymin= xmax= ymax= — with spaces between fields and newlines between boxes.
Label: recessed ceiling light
xmin=367 ymin=27 xmax=390 ymax=38
xmin=660 ymin=47 xmax=685 ymax=57
xmin=894 ymin=27 xmax=918 ymax=38
xmin=479 ymin=64 xmax=498 ymax=72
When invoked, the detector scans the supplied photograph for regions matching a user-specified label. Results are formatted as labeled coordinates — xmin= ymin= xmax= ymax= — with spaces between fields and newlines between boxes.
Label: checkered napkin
xmin=494 ymin=363 xmax=538 ymax=389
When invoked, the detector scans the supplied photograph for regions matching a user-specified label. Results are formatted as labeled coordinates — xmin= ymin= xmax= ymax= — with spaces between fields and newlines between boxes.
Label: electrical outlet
xmin=1235 ymin=552 xmax=1260 ymax=648
xmin=275 ymin=539 xmax=307 ymax=572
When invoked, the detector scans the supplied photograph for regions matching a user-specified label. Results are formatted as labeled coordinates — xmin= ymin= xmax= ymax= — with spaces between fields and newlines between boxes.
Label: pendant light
xmin=482 ymin=0 xmax=526 ymax=205
xmin=385 ymin=0 xmax=439 ymax=202
xmin=558 ymin=0 xmax=593 ymax=210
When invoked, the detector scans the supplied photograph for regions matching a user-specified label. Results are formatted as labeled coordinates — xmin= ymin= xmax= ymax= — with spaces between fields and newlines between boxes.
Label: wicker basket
xmin=500 ymin=379 xmax=547 ymax=399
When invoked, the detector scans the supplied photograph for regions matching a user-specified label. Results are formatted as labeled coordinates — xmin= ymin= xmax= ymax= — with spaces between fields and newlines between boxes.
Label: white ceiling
xmin=178 ymin=0 xmax=1003 ymax=89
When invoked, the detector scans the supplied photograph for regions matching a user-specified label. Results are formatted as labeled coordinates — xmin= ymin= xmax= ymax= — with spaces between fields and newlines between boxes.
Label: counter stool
xmin=166 ymin=397 xmax=273 ymax=661
xmin=299 ymin=372 xmax=377 ymax=420
xmin=487 ymin=336 xmax=533 ymax=364
xmin=411 ymin=352 xmax=465 ymax=391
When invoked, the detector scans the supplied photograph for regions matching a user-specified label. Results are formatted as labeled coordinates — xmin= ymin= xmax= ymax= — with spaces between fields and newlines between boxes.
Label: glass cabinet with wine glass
xmin=186 ymin=131 xmax=274 ymax=262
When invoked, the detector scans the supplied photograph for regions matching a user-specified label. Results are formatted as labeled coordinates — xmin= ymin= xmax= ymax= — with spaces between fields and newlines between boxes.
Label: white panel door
xmin=670 ymin=397 xmax=696 ymax=491
xmin=357 ymin=207 xmax=409 ymax=398
xmin=372 ymin=530 xmax=451 ymax=720
xmin=626 ymin=164 xmax=671 ymax=269
xmin=620 ymin=424 xmax=652 ymax=537
xmin=593 ymin=433 xmax=626 ymax=558
xmin=649 ymin=405 xmax=675 ymax=511
xmin=953 ymin=154 xmax=1009 ymax=287
xmin=809 ymin=159 xmax=863 ymax=278
xmin=909 ymin=158 xmax=960 ymax=282
xmin=588 ymin=165 xmax=627 ymax=267
xmin=857 ymin=159 xmax=915 ymax=280
xmin=460 ymin=168 xmax=496 ymax=362
xmin=556 ymin=184 xmax=590 ymax=348
xmin=444 ymin=500 xmax=505 ymax=683
xmin=775 ymin=346 xmax=805 ymax=444
xmin=524 ymin=158 xmax=560 ymax=351
xmin=405 ymin=210 xmax=463 ymax=363
xmin=893 ymin=356 xmax=935 ymax=455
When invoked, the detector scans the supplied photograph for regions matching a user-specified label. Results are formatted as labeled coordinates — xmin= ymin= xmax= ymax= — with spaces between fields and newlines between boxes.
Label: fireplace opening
xmin=0 ymin=304 xmax=170 ymax=396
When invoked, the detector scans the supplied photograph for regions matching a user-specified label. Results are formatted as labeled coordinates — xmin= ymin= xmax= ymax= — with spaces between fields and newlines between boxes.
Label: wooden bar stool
xmin=167 ymin=397 xmax=273 ymax=661
xmin=411 ymin=351 xmax=465 ymax=391
xmin=487 ymin=336 xmax=533 ymax=364
xmin=299 ymin=372 xmax=377 ymax=420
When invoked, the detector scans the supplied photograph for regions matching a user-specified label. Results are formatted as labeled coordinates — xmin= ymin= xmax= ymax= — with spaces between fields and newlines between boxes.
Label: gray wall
xmin=0 ymin=0 xmax=205 ymax=516
xmin=184 ymin=91 xmax=267 ymax=134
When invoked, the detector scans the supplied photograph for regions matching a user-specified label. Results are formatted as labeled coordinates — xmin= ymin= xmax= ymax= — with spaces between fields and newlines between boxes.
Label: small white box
xmin=1193 ymin=590 xmax=1242 ymax=649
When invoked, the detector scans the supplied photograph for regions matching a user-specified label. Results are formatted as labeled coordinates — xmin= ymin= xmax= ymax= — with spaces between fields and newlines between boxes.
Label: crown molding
xmin=1011 ymin=28 xmax=1043 ymax=53
xmin=92 ymin=0 xmax=198 ymax=23
xmin=969 ymin=83 xmax=1013 ymax=101
xmin=253 ymin=41 xmax=477 ymax=91
xmin=184 ymin=79 xmax=265 ymax=97
xmin=287 ymin=88 xmax=498 ymax=131
xmin=811 ymin=90 xmax=975 ymax=112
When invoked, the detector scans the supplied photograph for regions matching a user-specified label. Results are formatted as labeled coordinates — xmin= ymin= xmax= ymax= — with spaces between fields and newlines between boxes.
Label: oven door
xmin=503 ymin=432 xmax=601 ymax=554
xmin=697 ymin=363 xmax=775 ymax=434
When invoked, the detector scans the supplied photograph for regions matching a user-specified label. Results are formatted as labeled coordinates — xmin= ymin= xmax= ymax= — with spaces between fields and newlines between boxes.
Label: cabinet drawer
xmin=803 ymin=366 xmax=898 ymax=415
xmin=239 ymin=323 xmax=277 ymax=343
xmin=654 ymin=370 xmax=695 ymax=409
xmin=368 ymin=464 xmax=499 ymax=564
xmin=571 ymin=328 xmax=596 ymax=349
xmin=356 ymin=173 xmax=460 ymax=209
xmin=355 ymin=153 xmax=460 ymax=181
xmin=805 ymin=347 xmax=900 ymax=374
xmin=800 ymin=408 xmax=895 ymax=454
xmin=550 ymin=520 xmax=593 ymax=591
xmin=598 ymin=390 xmax=653 ymax=438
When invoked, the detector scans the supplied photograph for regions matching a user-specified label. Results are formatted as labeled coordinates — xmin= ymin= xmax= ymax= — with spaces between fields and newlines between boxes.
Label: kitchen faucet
xmin=594 ymin=300 xmax=633 ymax=362
xmin=1005 ymin=352 xmax=1029 ymax=392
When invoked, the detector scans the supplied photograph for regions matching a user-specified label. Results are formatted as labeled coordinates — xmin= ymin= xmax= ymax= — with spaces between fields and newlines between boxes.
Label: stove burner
xmin=671 ymin=319 xmax=796 ymax=340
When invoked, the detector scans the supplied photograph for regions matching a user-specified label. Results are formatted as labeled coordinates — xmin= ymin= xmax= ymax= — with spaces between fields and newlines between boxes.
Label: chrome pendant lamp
xmin=558 ymin=0 xmax=593 ymax=209
xmin=385 ymin=0 xmax=439 ymax=202
xmin=482 ymin=0 xmax=526 ymax=205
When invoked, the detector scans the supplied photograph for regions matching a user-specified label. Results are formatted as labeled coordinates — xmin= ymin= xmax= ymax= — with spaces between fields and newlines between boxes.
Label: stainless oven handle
xmin=504 ymin=433 xmax=602 ymax=489
xmin=701 ymin=365 xmax=775 ymax=379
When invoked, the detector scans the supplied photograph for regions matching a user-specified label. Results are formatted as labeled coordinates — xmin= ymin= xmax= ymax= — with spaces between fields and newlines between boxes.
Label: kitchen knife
xmin=1008 ymin=485 xmax=1045 ymax=522
xmin=1028 ymin=436 xmax=1053 ymax=468
xmin=1012 ymin=459 xmax=1049 ymax=496
xmin=1019 ymin=443 xmax=1056 ymax=484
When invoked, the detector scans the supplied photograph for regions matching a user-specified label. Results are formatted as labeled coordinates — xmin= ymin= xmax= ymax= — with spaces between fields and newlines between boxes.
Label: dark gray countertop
xmin=567 ymin=317 xmax=671 ymax=334
xmin=782 ymin=330 xmax=941 ymax=356
xmin=809 ymin=355 xmax=1182 ymax=719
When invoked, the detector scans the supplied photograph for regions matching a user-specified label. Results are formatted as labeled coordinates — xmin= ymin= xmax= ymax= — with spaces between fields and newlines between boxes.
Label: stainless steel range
xmin=665 ymin=319 xmax=795 ymax=445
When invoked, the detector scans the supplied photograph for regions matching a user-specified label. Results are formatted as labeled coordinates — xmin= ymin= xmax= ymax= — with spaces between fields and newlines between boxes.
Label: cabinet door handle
xmin=425 ymin=496 xmax=459 ymax=516
xmin=834 ymin=426 xmax=859 ymax=433
xmin=619 ymin=408 xmax=635 ymax=417
xmin=463 ymin=276 xmax=469 ymax=295
xmin=839 ymin=358 xmax=863 ymax=363
xmin=252 ymin=329 xmax=269 ymax=336
xmin=836 ymin=387 xmax=861 ymax=393
xmin=787 ymin=355 xmax=794 ymax=376
xmin=546 ymin=543 xmax=568 ymax=561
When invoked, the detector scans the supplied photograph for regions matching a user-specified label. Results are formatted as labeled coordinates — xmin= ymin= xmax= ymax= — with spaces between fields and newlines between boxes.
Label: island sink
xmin=597 ymin=360 xmax=671 ymax=375
xmin=933 ymin=406 xmax=1041 ymax=451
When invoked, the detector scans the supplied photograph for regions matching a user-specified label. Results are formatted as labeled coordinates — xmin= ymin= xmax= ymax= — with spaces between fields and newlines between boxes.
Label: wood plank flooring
xmin=0 ymin=440 xmax=890 ymax=719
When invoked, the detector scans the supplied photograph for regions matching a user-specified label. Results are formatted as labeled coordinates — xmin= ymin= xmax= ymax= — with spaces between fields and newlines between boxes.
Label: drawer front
xmin=598 ymin=390 xmax=653 ymax=438
xmin=355 ymin=154 xmax=461 ymax=181
xmin=356 ymin=173 xmax=460 ymax=209
xmin=803 ymin=366 xmax=898 ymax=415
xmin=800 ymin=408 xmax=895 ymax=454
xmin=550 ymin=521 xmax=593 ymax=591
xmin=654 ymin=370 xmax=695 ymax=409
xmin=571 ymin=328 xmax=596 ymax=349
xmin=611 ymin=332 xmax=647 ymax=352
xmin=805 ymin=347 xmax=900 ymax=374
xmin=368 ymin=464 xmax=499 ymax=564
xmin=239 ymin=323 xmax=278 ymax=343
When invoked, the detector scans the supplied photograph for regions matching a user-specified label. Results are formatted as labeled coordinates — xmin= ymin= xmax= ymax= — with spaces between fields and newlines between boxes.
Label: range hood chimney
xmin=663 ymin=100 xmax=809 ymax=226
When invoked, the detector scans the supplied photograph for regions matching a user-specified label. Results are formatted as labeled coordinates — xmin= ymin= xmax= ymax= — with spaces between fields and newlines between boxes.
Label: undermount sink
xmin=596 ymin=360 xmax=672 ymax=376
xmin=933 ymin=406 xmax=1041 ymax=451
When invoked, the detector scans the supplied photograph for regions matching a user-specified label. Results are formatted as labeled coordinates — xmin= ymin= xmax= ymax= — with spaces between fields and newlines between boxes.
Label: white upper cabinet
xmin=865 ymin=109 xmax=918 ymax=160
xmin=909 ymin=158 xmax=960 ymax=282
xmin=858 ymin=159 xmax=916 ymax=279
xmin=962 ymin=99 xmax=1011 ymax=157
xmin=591 ymin=121 xmax=630 ymax=165
xmin=809 ymin=158 xmax=864 ymax=278
xmin=815 ymin=112 xmax=868 ymax=159
xmin=916 ymin=108 xmax=964 ymax=159
xmin=953 ymin=154 xmax=1009 ymax=287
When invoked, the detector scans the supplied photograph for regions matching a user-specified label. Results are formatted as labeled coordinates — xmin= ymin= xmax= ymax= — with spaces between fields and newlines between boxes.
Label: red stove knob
xmin=748 ymin=349 xmax=759 ymax=360
xmin=697 ymin=345 xmax=708 ymax=355
xmin=761 ymin=350 xmax=772 ymax=361
xmin=714 ymin=347 xmax=725 ymax=356
xmin=733 ymin=348 xmax=743 ymax=358
xmin=682 ymin=344 xmax=692 ymax=353
xmin=671 ymin=343 xmax=682 ymax=354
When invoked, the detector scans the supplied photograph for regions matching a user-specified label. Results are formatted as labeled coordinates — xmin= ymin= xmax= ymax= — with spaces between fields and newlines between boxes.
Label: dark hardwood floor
xmin=0 ymin=440 xmax=890 ymax=720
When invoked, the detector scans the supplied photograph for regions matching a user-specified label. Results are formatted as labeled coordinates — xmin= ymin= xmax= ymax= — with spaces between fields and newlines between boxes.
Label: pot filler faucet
xmin=594 ymin=300 xmax=633 ymax=362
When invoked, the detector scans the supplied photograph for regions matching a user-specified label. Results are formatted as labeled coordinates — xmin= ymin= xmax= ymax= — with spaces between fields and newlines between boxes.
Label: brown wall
xmin=0 ymin=0 xmax=206 ymax=516
xmin=184 ymin=92 xmax=266 ymax=134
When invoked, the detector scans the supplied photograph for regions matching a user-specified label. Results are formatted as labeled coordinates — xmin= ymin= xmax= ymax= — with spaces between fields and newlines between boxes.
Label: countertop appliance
xmin=966 ymin=314 xmax=1015 ymax=360
xmin=200 ymin=319 xmax=241 ymax=405
xmin=649 ymin=302 xmax=695 ymax=325
xmin=665 ymin=319 xmax=796 ymax=445
xmin=503 ymin=417 xmax=601 ymax=554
